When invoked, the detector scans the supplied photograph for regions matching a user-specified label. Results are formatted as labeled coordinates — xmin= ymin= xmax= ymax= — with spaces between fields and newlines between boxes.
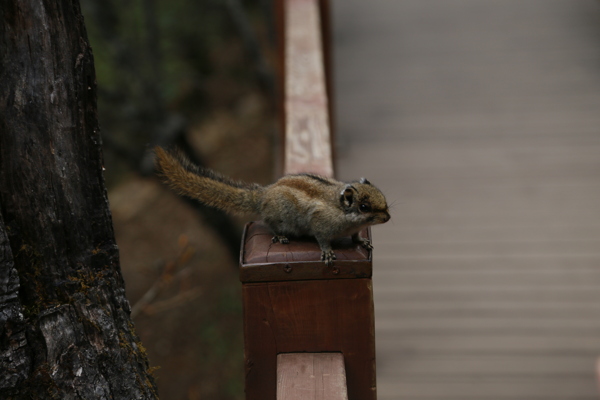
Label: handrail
xmin=283 ymin=0 xmax=334 ymax=177
xmin=240 ymin=1 xmax=377 ymax=399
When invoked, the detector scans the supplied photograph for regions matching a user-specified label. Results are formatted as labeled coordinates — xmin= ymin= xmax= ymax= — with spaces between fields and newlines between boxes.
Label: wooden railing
xmin=239 ymin=1 xmax=377 ymax=399
xmin=281 ymin=0 xmax=333 ymax=177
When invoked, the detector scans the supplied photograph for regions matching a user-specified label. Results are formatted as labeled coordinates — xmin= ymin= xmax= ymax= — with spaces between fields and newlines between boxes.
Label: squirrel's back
xmin=154 ymin=147 xmax=263 ymax=215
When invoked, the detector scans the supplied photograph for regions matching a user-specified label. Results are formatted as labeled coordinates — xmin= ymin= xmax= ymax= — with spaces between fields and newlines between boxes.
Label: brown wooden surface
xmin=333 ymin=0 xmax=600 ymax=398
xmin=240 ymin=222 xmax=371 ymax=283
xmin=277 ymin=353 xmax=348 ymax=400
xmin=243 ymin=279 xmax=376 ymax=400
xmin=284 ymin=0 xmax=334 ymax=177
xmin=243 ymin=1 xmax=375 ymax=399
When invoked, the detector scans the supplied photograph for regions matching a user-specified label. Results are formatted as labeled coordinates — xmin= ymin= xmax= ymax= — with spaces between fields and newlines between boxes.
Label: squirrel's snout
xmin=383 ymin=212 xmax=391 ymax=223
xmin=373 ymin=211 xmax=390 ymax=224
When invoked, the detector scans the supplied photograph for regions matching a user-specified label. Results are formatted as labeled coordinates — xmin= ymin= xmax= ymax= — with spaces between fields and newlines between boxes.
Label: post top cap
xmin=240 ymin=221 xmax=372 ymax=283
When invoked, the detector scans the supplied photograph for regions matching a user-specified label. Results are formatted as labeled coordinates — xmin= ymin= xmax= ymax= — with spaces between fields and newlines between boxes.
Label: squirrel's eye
xmin=359 ymin=204 xmax=371 ymax=212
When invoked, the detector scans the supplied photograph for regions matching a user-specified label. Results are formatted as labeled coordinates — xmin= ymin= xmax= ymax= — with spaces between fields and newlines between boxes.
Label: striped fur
xmin=155 ymin=146 xmax=390 ymax=266
xmin=154 ymin=147 xmax=262 ymax=215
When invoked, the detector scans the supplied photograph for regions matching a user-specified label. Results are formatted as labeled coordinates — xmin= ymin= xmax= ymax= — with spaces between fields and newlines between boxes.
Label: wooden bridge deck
xmin=333 ymin=1 xmax=600 ymax=398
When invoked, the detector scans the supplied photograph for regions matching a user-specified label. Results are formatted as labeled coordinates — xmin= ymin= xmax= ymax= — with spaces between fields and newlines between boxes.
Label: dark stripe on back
xmin=277 ymin=178 xmax=325 ymax=198
xmin=293 ymin=173 xmax=335 ymax=186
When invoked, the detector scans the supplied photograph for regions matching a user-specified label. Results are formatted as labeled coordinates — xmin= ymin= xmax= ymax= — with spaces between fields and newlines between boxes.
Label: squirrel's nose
xmin=383 ymin=211 xmax=391 ymax=222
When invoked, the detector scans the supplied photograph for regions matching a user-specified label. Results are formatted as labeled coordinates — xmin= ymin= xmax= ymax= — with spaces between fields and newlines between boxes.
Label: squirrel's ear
xmin=360 ymin=177 xmax=371 ymax=185
xmin=340 ymin=185 xmax=357 ymax=207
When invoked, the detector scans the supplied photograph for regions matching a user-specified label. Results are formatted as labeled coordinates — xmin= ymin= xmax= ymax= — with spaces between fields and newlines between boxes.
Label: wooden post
xmin=241 ymin=0 xmax=377 ymax=399
xmin=240 ymin=223 xmax=376 ymax=400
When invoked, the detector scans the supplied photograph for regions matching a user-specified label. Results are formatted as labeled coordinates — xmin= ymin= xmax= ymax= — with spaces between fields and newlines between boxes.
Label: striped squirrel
xmin=154 ymin=147 xmax=390 ymax=266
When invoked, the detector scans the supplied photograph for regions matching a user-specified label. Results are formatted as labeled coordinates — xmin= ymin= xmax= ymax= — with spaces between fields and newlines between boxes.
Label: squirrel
xmin=154 ymin=147 xmax=390 ymax=266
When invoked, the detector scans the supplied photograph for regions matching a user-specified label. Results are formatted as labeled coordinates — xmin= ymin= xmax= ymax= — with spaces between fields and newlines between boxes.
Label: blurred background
xmin=82 ymin=0 xmax=600 ymax=398
xmin=80 ymin=0 xmax=277 ymax=398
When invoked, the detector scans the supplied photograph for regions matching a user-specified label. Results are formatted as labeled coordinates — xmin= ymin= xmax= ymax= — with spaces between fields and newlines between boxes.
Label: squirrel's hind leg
xmin=263 ymin=217 xmax=290 ymax=244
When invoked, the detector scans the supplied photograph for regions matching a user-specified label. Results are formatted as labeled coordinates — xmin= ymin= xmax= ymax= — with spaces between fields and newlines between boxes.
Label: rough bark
xmin=0 ymin=1 xmax=159 ymax=398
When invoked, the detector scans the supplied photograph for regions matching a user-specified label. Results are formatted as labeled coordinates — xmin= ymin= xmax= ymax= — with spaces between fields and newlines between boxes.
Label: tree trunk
xmin=0 ymin=1 xmax=159 ymax=399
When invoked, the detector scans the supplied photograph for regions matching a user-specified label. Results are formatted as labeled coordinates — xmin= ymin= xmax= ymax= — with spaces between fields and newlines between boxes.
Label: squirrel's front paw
xmin=271 ymin=235 xmax=290 ymax=244
xmin=321 ymin=250 xmax=337 ymax=267
xmin=359 ymin=238 xmax=373 ymax=250
xmin=353 ymin=237 xmax=373 ymax=250
xmin=352 ymin=233 xmax=373 ymax=251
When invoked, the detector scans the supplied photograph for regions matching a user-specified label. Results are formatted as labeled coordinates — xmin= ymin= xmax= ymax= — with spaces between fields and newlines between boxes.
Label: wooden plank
xmin=277 ymin=353 xmax=348 ymax=400
xmin=377 ymin=379 xmax=598 ymax=399
xmin=375 ymin=301 xmax=600 ymax=316
xmin=284 ymin=0 xmax=333 ymax=177
xmin=243 ymin=279 xmax=376 ymax=400
xmin=375 ymin=317 xmax=600 ymax=334
xmin=375 ymin=335 xmax=600 ymax=355
xmin=376 ymin=354 xmax=597 ymax=376
xmin=371 ymin=269 xmax=600 ymax=287
xmin=375 ymin=285 xmax=600 ymax=303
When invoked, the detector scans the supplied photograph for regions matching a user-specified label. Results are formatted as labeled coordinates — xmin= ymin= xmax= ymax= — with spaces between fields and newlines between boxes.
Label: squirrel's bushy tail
xmin=154 ymin=147 xmax=263 ymax=215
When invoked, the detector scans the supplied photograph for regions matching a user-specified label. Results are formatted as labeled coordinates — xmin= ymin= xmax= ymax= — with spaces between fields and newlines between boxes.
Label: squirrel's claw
xmin=321 ymin=250 xmax=337 ymax=267
xmin=352 ymin=235 xmax=373 ymax=251
xmin=360 ymin=238 xmax=373 ymax=250
xmin=271 ymin=235 xmax=290 ymax=244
